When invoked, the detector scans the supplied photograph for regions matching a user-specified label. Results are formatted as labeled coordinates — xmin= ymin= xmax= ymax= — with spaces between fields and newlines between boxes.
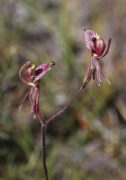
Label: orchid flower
xmin=19 ymin=61 xmax=55 ymax=118
xmin=84 ymin=28 xmax=111 ymax=86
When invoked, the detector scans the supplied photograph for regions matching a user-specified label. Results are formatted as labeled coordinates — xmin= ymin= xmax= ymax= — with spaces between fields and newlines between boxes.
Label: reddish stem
xmin=41 ymin=125 xmax=49 ymax=180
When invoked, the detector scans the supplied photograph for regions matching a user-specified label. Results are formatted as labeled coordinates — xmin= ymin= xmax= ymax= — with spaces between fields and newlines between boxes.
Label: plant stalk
xmin=41 ymin=125 xmax=49 ymax=180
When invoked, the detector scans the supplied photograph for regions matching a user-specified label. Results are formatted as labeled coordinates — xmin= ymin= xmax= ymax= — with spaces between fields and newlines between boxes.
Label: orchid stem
xmin=41 ymin=125 xmax=49 ymax=180
xmin=40 ymin=76 xmax=91 ymax=179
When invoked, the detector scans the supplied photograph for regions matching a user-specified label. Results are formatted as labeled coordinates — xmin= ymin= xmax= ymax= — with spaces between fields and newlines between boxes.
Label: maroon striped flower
xmin=84 ymin=28 xmax=111 ymax=86
xmin=19 ymin=61 xmax=55 ymax=117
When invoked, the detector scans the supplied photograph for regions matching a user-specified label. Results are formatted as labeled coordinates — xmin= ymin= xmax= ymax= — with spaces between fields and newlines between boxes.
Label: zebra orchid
xmin=19 ymin=61 xmax=55 ymax=118
xmin=84 ymin=28 xmax=111 ymax=86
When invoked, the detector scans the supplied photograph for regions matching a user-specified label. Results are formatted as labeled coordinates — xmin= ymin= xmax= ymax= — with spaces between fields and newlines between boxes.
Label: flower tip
xmin=83 ymin=27 xmax=91 ymax=32
xmin=109 ymin=38 xmax=112 ymax=43
xmin=25 ymin=61 xmax=31 ymax=66
xmin=106 ymin=79 xmax=111 ymax=85
xmin=31 ymin=64 xmax=35 ymax=70
xmin=51 ymin=61 xmax=56 ymax=67
xmin=19 ymin=105 xmax=22 ymax=111
xmin=33 ymin=114 xmax=37 ymax=119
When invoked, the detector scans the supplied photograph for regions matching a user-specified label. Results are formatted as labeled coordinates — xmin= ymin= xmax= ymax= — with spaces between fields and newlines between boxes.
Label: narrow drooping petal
xmin=92 ymin=57 xmax=111 ymax=86
xmin=29 ymin=84 xmax=40 ymax=117
xmin=33 ymin=85 xmax=40 ymax=115
xmin=84 ymin=63 xmax=92 ymax=83
xmin=92 ymin=57 xmax=104 ymax=86
xmin=84 ymin=28 xmax=98 ymax=51
xmin=29 ymin=86 xmax=35 ymax=109
xmin=34 ymin=61 xmax=55 ymax=82
xmin=29 ymin=85 xmax=40 ymax=117
xmin=19 ymin=90 xmax=29 ymax=111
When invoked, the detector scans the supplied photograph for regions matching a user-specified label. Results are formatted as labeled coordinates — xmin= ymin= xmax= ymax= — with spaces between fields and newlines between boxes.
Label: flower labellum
xmin=34 ymin=61 xmax=55 ymax=82
xmin=84 ymin=28 xmax=111 ymax=86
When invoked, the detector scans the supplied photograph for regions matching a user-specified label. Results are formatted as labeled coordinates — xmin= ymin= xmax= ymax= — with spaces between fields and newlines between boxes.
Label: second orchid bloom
xmin=19 ymin=61 xmax=55 ymax=118
xmin=84 ymin=28 xmax=111 ymax=86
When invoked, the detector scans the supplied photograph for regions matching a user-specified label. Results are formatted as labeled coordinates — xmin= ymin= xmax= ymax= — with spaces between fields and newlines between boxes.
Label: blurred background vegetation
xmin=0 ymin=0 xmax=126 ymax=179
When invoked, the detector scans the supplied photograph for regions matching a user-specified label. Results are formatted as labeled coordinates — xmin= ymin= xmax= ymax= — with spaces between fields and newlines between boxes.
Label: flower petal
xmin=19 ymin=61 xmax=35 ymax=87
xmin=84 ymin=28 xmax=98 ymax=50
xmin=33 ymin=85 xmax=40 ymax=115
xmin=34 ymin=61 xmax=55 ymax=81
xmin=29 ymin=86 xmax=40 ymax=116
xmin=97 ymin=38 xmax=111 ymax=58
xmin=92 ymin=57 xmax=104 ymax=86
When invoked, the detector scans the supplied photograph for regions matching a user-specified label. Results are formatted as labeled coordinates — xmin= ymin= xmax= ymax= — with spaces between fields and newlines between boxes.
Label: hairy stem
xmin=41 ymin=125 xmax=49 ymax=180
